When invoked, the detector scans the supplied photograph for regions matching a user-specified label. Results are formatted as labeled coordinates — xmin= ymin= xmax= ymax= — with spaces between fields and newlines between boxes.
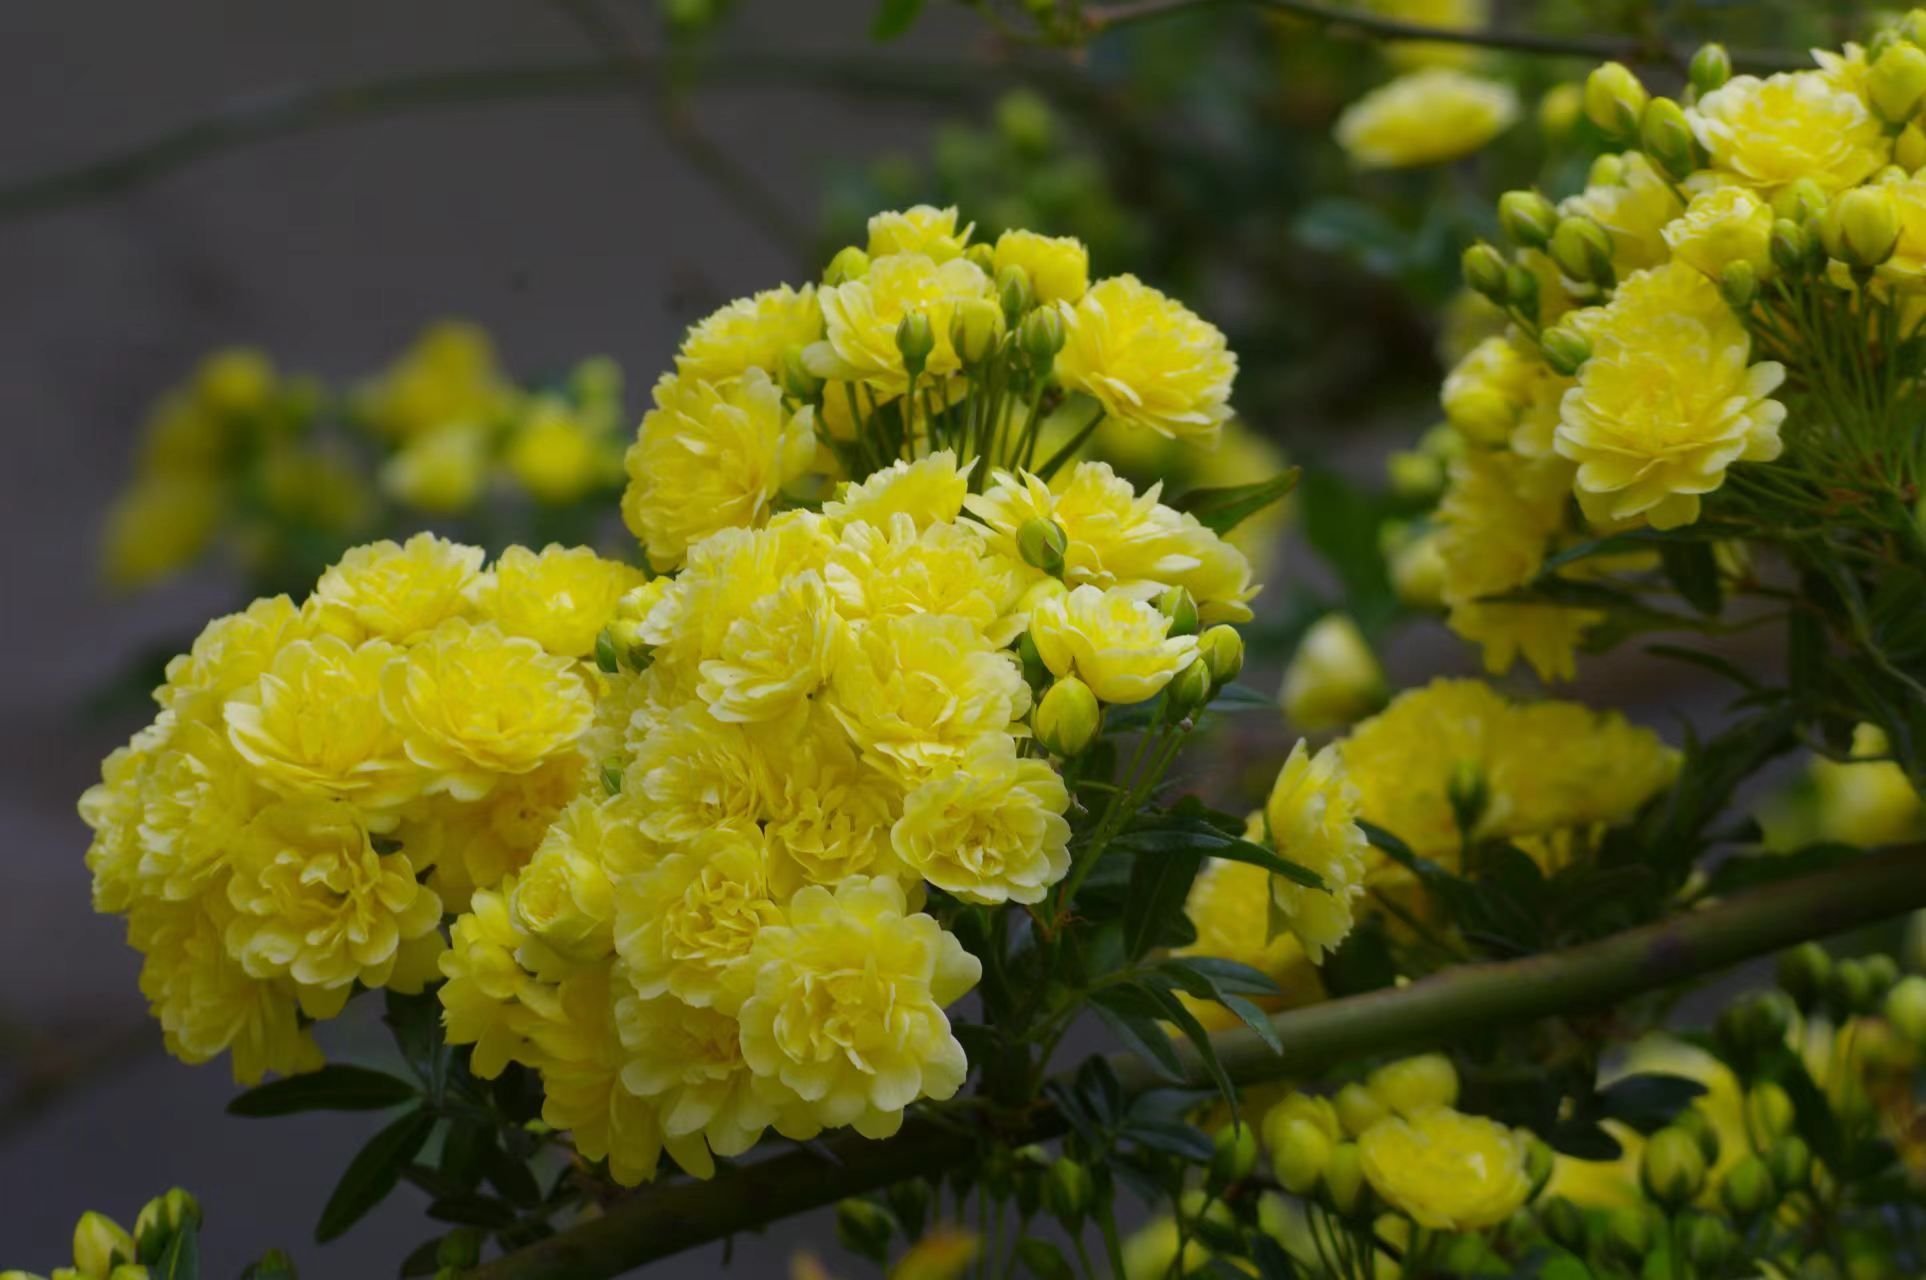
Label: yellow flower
xmin=1557 ymin=263 xmax=1786 ymax=529
xmin=1278 ymin=613 xmax=1384 ymax=731
xmin=824 ymin=514 xmax=1022 ymax=645
xmin=737 ymin=877 xmax=980 ymax=1139
xmin=830 ymin=613 xmax=1031 ymax=786
xmin=1334 ymin=69 xmax=1518 ymax=169
xmin=822 ymin=450 xmax=970 ymax=530
xmin=1560 ymin=152 xmax=1684 ymax=272
xmin=865 ymin=205 xmax=972 ymax=262
xmin=382 ymin=619 xmax=595 ymax=800
xmin=158 ymin=596 xmax=313 ymax=729
xmin=1028 ymin=584 xmax=1198 ymax=705
xmin=677 ymin=284 xmax=824 ymax=384
xmin=379 ymin=422 xmax=488 ymax=514
xmin=100 ymin=472 xmax=222 ymax=589
xmin=223 ymin=634 xmax=423 ymax=809
xmin=510 ymin=796 xmax=626 ymax=979
xmin=615 ymin=827 xmax=783 ymax=1009
xmin=1263 ymin=740 xmax=1368 ymax=962
xmin=991 ymin=229 xmax=1090 ymax=304
xmin=471 ymin=544 xmax=647 ymax=659
xmin=399 ymin=756 xmax=583 ymax=907
xmin=1812 ymin=724 xmax=1926 ymax=847
xmin=504 ymin=396 xmax=609 ymax=505
xmin=439 ymin=878 xmax=558 ymax=1078
xmin=312 ymin=534 xmax=484 ymax=643
xmin=1055 ymin=275 xmax=1237 ymax=445
xmin=695 ymin=569 xmax=844 ymax=724
xmin=82 ymin=719 xmax=256 ymax=912
xmin=1341 ymin=678 xmax=1514 ymax=858
xmin=805 ymin=252 xmax=993 ymax=396
xmin=1501 ymin=699 xmax=1677 ymax=839
xmin=1176 ymin=857 xmax=1323 ymax=1030
xmin=1875 ymin=172 xmax=1926 ymax=290
xmin=356 ymin=320 xmax=517 ymax=442
xmin=615 ymin=987 xmax=774 ymax=1174
xmin=1358 ymin=1106 xmax=1531 ymax=1229
xmin=891 ymin=734 xmax=1072 ymax=904
xmin=1440 ymin=336 xmax=1547 ymax=448
xmin=1689 ymin=71 xmax=1887 ymax=192
xmin=622 ymin=368 xmax=818 ymax=572
xmin=225 ymin=798 xmax=443 ymax=995
xmin=626 ymin=701 xmax=776 ymax=844
xmin=1368 ymin=1054 xmax=1460 ymax=1116
xmin=764 ymin=723 xmax=903 ymax=896
xmin=1663 ymin=185 xmax=1775 ymax=279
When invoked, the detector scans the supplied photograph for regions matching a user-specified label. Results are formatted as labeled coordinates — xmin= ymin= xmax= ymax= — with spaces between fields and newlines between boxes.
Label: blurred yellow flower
xmin=1335 ymin=69 xmax=1518 ymax=169
xmin=1264 ymin=739 xmax=1369 ymax=961
xmin=1358 ymin=1106 xmax=1531 ymax=1229
xmin=992 ymin=229 xmax=1090 ymax=304
xmin=1689 ymin=71 xmax=1887 ymax=192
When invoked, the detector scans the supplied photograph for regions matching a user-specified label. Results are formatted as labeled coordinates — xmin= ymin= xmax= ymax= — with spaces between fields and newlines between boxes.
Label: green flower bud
xmin=74 ymin=1213 xmax=136 ymax=1277
xmin=997 ymin=264 xmax=1033 ymax=323
xmin=1771 ymin=219 xmax=1814 ymax=276
xmin=134 ymin=1189 xmax=201 ymax=1258
xmin=1824 ymin=187 xmax=1901 ymax=269
xmin=1902 ymin=7 xmax=1926 ymax=49
xmin=1505 ymin=262 xmax=1544 ymax=316
xmin=1767 ymin=1134 xmax=1813 ymax=1192
xmin=1588 ymin=153 xmax=1626 ymax=187
xmin=1462 ymin=242 xmax=1511 ymax=300
xmin=1673 ymin=1105 xmax=1722 ymax=1167
xmin=1447 ymin=760 xmax=1489 ymax=835
xmin=1886 ymin=973 xmax=1926 ymax=1045
xmin=1018 ymin=630 xmax=1049 ymax=689
xmin=1747 ymin=1082 xmax=1795 ymax=1142
xmin=594 ymin=627 xmax=621 ymax=674
xmin=1550 ymin=216 xmax=1617 ymax=286
xmin=1539 ymin=1195 xmax=1586 ymax=1252
xmin=1335 ymin=1081 xmax=1388 ymax=1138
xmin=1641 ymin=1127 xmax=1707 ymax=1207
xmin=1198 ymin=624 xmax=1245 ymax=689
xmin=1780 ymin=941 xmax=1832 ymax=1011
xmin=1210 ymin=1121 xmax=1259 ymax=1190
xmin=1157 ymin=585 xmax=1200 ymax=637
xmin=965 ymin=242 xmax=997 ymax=274
xmin=1045 ymin=1157 xmax=1092 ymax=1224
xmin=780 ymin=345 xmax=825 ymax=404
xmin=1870 ymin=41 xmax=1926 ymax=122
xmin=1774 ymin=178 xmax=1830 ymax=226
xmin=1524 ymin=1136 xmax=1557 ymax=1200
xmin=1539 ymin=325 xmax=1592 ymax=376
xmin=1864 ymin=953 xmax=1899 ymax=997
xmin=1269 ymin=1116 xmax=1333 ymax=1195
xmin=1165 ymin=658 xmax=1213 ymax=722
xmin=949 ymin=297 xmax=1006 ymax=368
xmin=824 ymin=245 xmax=870 ymax=285
xmin=996 ymin=90 xmax=1055 ymax=156
xmin=1605 ymin=1202 xmax=1656 ymax=1262
xmin=1322 ymin=1141 xmax=1367 ymax=1217
xmin=437 ymin=1229 xmax=483 ymax=1269
xmin=1018 ymin=307 xmax=1066 ymax=372
xmin=1830 ymin=956 xmax=1879 ymax=1019
xmin=1584 ymin=62 xmax=1649 ymax=139
xmin=1640 ymin=98 xmax=1699 ymax=181
xmin=1499 ymin=190 xmax=1559 ymax=248
xmin=1035 ymin=676 xmax=1102 ymax=756
xmin=1722 ymin=1153 xmax=1777 ymax=1220
xmin=895 ymin=311 xmax=936 ymax=378
xmin=1720 ymin=260 xmax=1760 ymax=308
xmin=1689 ymin=43 xmax=1732 ymax=96
xmin=1016 ymin=517 xmax=1069 ymax=576
xmin=835 ymin=1198 xmax=895 ymax=1264
xmin=1680 ymin=1213 xmax=1732 ymax=1271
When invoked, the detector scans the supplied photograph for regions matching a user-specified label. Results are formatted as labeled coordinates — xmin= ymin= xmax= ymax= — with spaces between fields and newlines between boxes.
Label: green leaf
xmin=1160 ymin=956 xmax=1280 ymax=997
xmin=870 ymin=0 xmax=927 ymax=41
xmin=1122 ymin=1117 xmax=1216 ymax=1161
xmin=399 ymin=1237 xmax=444 ymax=1278
xmin=1596 ymin=1073 xmax=1707 ymax=1134
xmin=229 ymin=1064 xmax=419 ymax=1117
xmin=1660 ymin=540 xmax=1723 ymax=615
xmin=1115 ymin=823 xmax=1325 ymax=890
xmin=316 ymin=1108 xmax=438 ymax=1244
xmin=1219 ymin=993 xmax=1283 ymax=1054
xmin=1123 ymin=844 xmax=1204 ymax=959
xmin=157 ymin=1225 xmax=199 ymax=1280
xmin=1140 ymin=983 xmax=1238 ymax=1105
xmin=1173 ymin=468 xmax=1302 ymax=537
xmin=1017 ymin=1237 xmax=1076 ymax=1280
xmin=1298 ymin=469 xmax=1397 ymax=629
xmin=1089 ymin=986 xmax=1186 ymax=1081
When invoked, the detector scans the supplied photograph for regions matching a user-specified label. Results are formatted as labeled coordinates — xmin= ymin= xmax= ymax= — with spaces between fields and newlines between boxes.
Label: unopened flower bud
xmin=1198 ymin=624 xmax=1245 ymax=689
xmin=1539 ymin=325 xmax=1592 ymax=375
xmin=1640 ymin=98 xmax=1699 ymax=181
xmin=1886 ymin=973 xmax=1926 ymax=1045
xmin=1766 ymin=1134 xmax=1812 ymax=1192
xmin=1499 ymin=190 xmax=1559 ymax=248
xmin=1604 ymin=1202 xmax=1656 ymax=1261
xmin=965 ymin=242 xmax=996 ymax=273
xmin=1641 ymin=1127 xmax=1707 ymax=1206
xmin=1016 ymin=517 xmax=1068 ymax=576
xmin=1270 ymin=1116 xmax=1333 ymax=1195
xmin=1504 ymin=262 xmax=1543 ymax=315
xmin=1722 ymin=1154 xmax=1777 ymax=1220
xmin=1680 ymin=1212 xmax=1732 ymax=1271
xmin=997 ymin=264 xmax=1033 ymax=323
xmin=1824 ymin=187 xmax=1901 ymax=268
xmin=949 ymin=298 xmax=1005 ymax=367
xmin=1550 ymin=216 xmax=1617 ymax=286
xmin=601 ymin=757 xmax=623 ymax=796
xmin=1045 ymin=1157 xmax=1092 ymax=1224
xmin=1747 ymin=1082 xmax=1795 ymax=1142
xmin=1774 ymin=178 xmax=1830 ymax=226
xmin=74 ymin=1213 xmax=136 ymax=1277
xmin=1322 ymin=1142 xmax=1366 ymax=1217
xmin=1539 ymin=1195 xmax=1586 ymax=1251
xmin=1019 ymin=307 xmax=1066 ymax=371
xmin=781 ymin=346 xmax=824 ymax=403
xmin=1279 ymin=613 xmax=1380 ymax=730
xmin=1157 ymin=585 xmax=1199 ymax=637
xmin=1902 ymin=7 xmax=1926 ymax=49
xmin=1870 ymin=41 xmax=1926 ymax=122
xmin=824 ymin=245 xmax=870 ymax=285
xmin=895 ymin=311 xmax=936 ymax=378
xmin=1164 ymin=658 xmax=1213 ymax=722
xmin=1865 ymin=953 xmax=1899 ymax=996
xmin=1719 ymin=259 xmax=1760 ymax=308
xmin=1035 ymin=677 xmax=1102 ymax=756
xmin=1584 ymin=62 xmax=1648 ymax=138
xmin=1539 ymin=83 xmax=1584 ymax=140
xmin=1462 ymin=242 xmax=1510 ymax=300
xmin=835 ymin=1198 xmax=895 ymax=1264
xmin=1770 ymin=219 xmax=1813 ymax=277
xmin=1588 ymin=153 xmax=1626 ymax=187
xmin=1673 ymin=1105 xmax=1722 ymax=1166
xmin=134 ymin=1189 xmax=200 ymax=1256
xmin=1447 ymin=760 xmax=1489 ymax=834
xmin=594 ymin=627 xmax=622 ymax=674
xmin=1367 ymin=1053 xmax=1458 ymax=1117
xmin=1210 ymin=1122 xmax=1259 ymax=1190
xmin=1017 ymin=630 xmax=1049 ymax=689
xmin=1335 ymin=1082 xmax=1387 ymax=1137
xmin=1829 ymin=956 xmax=1879 ymax=1018
xmin=1689 ymin=43 xmax=1732 ymax=96
xmin=1780 ymin=941 xmax=1832 ymax=1011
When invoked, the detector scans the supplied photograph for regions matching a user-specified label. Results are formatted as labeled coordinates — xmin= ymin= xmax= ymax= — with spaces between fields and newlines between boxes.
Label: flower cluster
xmin=79 ymin=534 xmax=631 ymax=1081
xmin=5 ymin=1188 xmax=208 ymax=1280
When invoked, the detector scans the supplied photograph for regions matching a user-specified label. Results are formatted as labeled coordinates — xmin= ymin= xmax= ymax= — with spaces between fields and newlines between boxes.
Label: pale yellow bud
xmin=1885 ymin=974 xmax=1926 ymax=1046
xmin=948 ymin=298 xmax=1005 ymax=367
xmin=1584 ymin=62 xmax=1648 ymax=138
xmin=1278 ymin=613 xmax=1382 ymax=731
xmin=823 ymin=245 xmax=870 ymax=285
xmin=1639 ymin=98 xmax=1698 ymax=180
xmin=1870 ymin=41 xmax=1926 ymax=122
xmin=1824 ymin=186 xmax=1902 ymax=268
xmin=1689 ymin=43 xmax=1731 ymax=96
xmin=1165 ymin=658 xmax=1213 ymax=721
xmin=1016 ymin=517 xmax=1068 ymax=576
xmin=1270 ymin=1117 xmax=1333 ymax=1195
xmin=1550 ymin=215 xmax=1616 ymax=285
xmin=1899 ymin=123 xmax=1926 ymax=172
xmin=1335 ymin=1081 xmax=1388 ymax=1137
xmin=1498 ymin=190 xmax=1558 ymax=248
xmin=1323 ymin=1142 xmax=1367 ymax=1216
xmin=1035 ymin=677 xmax=1102 ymax=756
xmin=73 ymin=1213 xmax=135 ymax=1277
xmin=1197 ymin=624 xmax=1245 ymax=689
xmin=1537 ymin=83 xmax=1584 ymax=141
xmin=1367 ymin=1053 xmax=1459 ymax=1116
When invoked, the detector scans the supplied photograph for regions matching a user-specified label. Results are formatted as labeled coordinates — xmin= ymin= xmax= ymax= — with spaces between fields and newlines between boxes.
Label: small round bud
xmin=1019 ymin=307 xmax=1066 ymax=371
xmin=594 ymin=627 xmax=621 ymax=674
xmin=1588 ymin=153 xmax=1627 ymax=187
xmin=1367 ymin=1053 xmax=1458 ymax=1117
xmin=1719 ymin=260 xmax=1760 ymax=308
xmin=1550 ymin=217 xmax=1616 ymax=286
xmin=1539 ymin=325 xmax=1592 ymax=375
xmin=1747 ymin=1082 xmax=1796 ymax=1142
xmin=1016 ymin=517 xmax=1069 ymax=576
xmin=1886 ymin=973 xmax=1926 ymax=1045
xmin=1899 ymin=123 xmax=1926 ymax=173
xmin=1045 ymin=1157 xmax=1092 ymax=1224
xmin=1773 ymin=178 xmax=1830 ymax=226
xmin=1322 ymin=1142 xmax=1366 ymax=1217
xmin=1269 ymin=1116 xmax=1333 ymax=1195
xmin=1604 ymin=1202 xmax=1656 ymax=1262
xmin=835 ymin=1198 xmax=895 ymax=1263
xmin=1499 ymin=190 xmax=1559 ymax=248
xmin=1641 ymin=1127 xmax=1707 ymax=1207
xmin=1689 ymin=43 xmax=1732 ymax=96
xmin=780 ymin=346 xmax=824 ymax=403
xmin=437 ymin=1229 xmax=483 ymax=1269
xmin=1824 ymin=187 xmax=1901 ymax=269
xmin=1462 ymin=242 xmax=1511 ymax=300
xmin=1035 ymin=677 xmax=1102 ymax=756
xmin=1447 ymin=760 xmax=1489 ymax=835
xmin=1639 ymin=98 xmax=1699 ymax=181
xmin=949 ymin=297 xmax=1005 ymax=368
xmin=1673 ymin=1105 xmax=1722 ymax=1167
xmin=1722 ymin=1154 xmax=1777 ymax=1220
xmin=1335 ymin=1082 xmax=1387 ymax=1137
xmin=824 ymin=245 xmax=870 ymax=285
xmin=1680 ymin=1212 xmax=1732 ymax=1271
xmin=1198 ymin=624 xmax=1245 ymax=689
xmin=1771 ymin=219 xmax=1813 ymax=277
xmin=1766 ymin=1134 xmax=1813 ymax=1192
xmin=895 ymin=312 xmax=936 ymax=378
xmin=74 ymin=1213 xmax=136 ymax=1277
xmin=1780 ymin=942 xmax=1832 ymax=1011
xmin=1157 ymin=585 xmax=1200 ymax=638
xmin=1584 ymin=62 xmax=1648 ymax=139
xmin=1539 ymin=1195 xmax=1586 ymax=1252
xmin=1864 ymin=953 xmax=1899 ymax=997
xmin=1164 ymin=658 xmax=1213 ymax=722
xmin=1829 ymin=956 xmax=1879 ymax=1019
xmin=1870 ymin=41 xmax=1926 ymax=122
xmin=1504 ymin=262 xmax=1543 ymax=316
xmin=1210 ymin=1121 xmax=1259 ymax=1190
xmin=997 ymin=264 xmax=1033 ymax=323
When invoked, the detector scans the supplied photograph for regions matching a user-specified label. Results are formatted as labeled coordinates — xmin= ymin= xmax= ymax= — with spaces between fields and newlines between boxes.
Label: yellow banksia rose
xmin=626 ymin=702 xmax=776 ymax=844
xmin=1335 ymin=69 xmax=1519 ymax=169
xmin=1689 ymin=70 xmax=1888 ymax=192
xmin=159 ymin=595 xmax=314 ymax=726
xmin=225 ymin=798 xmax=443 ymax=995
xmin=510 ymin=797 xmax=626 ymax=980
xmin=825 ymin=514 xmax=1022 ymax=645
xmin=401 ymin=756 xmax=584 ymax=908
xmin=1340 ymin=678 xmax=1514 ymax=857
xmin=1558 ymin=263 xmax=1786 ymax=529
xmin=822 ymin=450 xmax=971 ymax=530
xmin=695 ymin=569 xmax=844 ymax=724
xmin=379 ymin=422 xmax=488 ymax=515
xmin=356 ymin=319 xmax=518 ymax=442
xmin=1812 ymin=724 xmax=1926 ymax=847
xmin=806 ymin=252 xmax=993 ymax=396
xmin=622 ymin=368 xmax=819 ymax=573
xmin=1029 ymin=584 xmax=1198 ymax=705
xmin=615 ymin=987 xmax=772 ymax=1174
xmin=865 ymin=204 xmax=972 ymax=262
xmin=677 ymin=285 xmax=824 ymax=384
xmin=1560 ymin=152 xmax=1684 ymax=272
xmin=1055 ymin=275 xmax=1238 ymax=446
xmin=439 ymin=878 xmax=557 ymax=1078
xmin=764 ymin=728 xmax=902 ymax=896
xmin=470 ymin=543 xmax=648 ymax=659
xmin=1440 ymin=336 xmax=1550 ymax=447
xmin=737 ymin=877 xmax=980 ymax=1139
xmin=1502 ymin=700 xmax=1677 ymax=836
xmin=1368 ymin=1053 xmax=1460 ymax=1116
xmin=992 ymin=229 xmax=1090 ymax=304
xmin=1278 ymin=613 xmax=1384 ymax=731
xmin=1263 ymin=740 xmax=1369 ymax=962
xmin=614 ymin=827 xmax=783 ymax=1009
xmin=1358 ymin=1106 xmax=1532 ymax=1229
xmin=1663 ymin=185 xmax=1775 ymax=279
xmin=891 ymin=734 xmax=1072 ymax=904
xmin=382 ymin=618 xmax=595 ymax=800
xmin=124 ymin=722 xmax=260 ymax=905
xmin=503 ymin=397 xmax=607 ymax=505
xmin=222 ymin=634 xmax=422 ymax=810
xmin=312 ymin=533 xmax=485 ymax=643
xmin=101 ymin=471 xmax=222 ymax=589
xmin=1875 ymin=171 xmax=1926 ymax=290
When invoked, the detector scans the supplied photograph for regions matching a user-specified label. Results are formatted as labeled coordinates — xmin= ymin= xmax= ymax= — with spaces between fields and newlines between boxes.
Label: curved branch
xmin=466 ymin=843 xmax=1926 ymax=1280
xmin=1084 ymin=0 xmax=1809 ymax=71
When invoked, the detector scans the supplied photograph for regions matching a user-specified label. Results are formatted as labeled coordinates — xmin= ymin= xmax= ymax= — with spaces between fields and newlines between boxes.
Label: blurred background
xmin=0 ymin=0 xmax=1869 ymax=1273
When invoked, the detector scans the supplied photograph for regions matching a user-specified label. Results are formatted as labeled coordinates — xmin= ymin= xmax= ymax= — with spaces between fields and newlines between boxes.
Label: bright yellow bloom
xmin=1560 ymin=152 xmax=1684 ymax=272
xmin=1263 ymin=740 xmax=1369 ymax=962
xmin=615 ymin=987 xmax=772 ymax=1174
xmin=1055 ymin=275 xmax=1237 ymax=445
xmin=622 ymin=368 xmax=818 ymax=573
xmin=1368 ymin=1054 xmax=1460 ymax=1116
xmin=158 ymin=595 xmax=314 ymax=728
xmin=1358 ymin=1106 xmax=1531 ymax=1229
xmin=356 ymin=320 xmax=518 ymax=442
xmin=806 ymin=252 xmax=993 ymax=396
xmin=471 ymin=544 xmax=648 ymax=659
xmin=1028 ymin=584 xmax=1198 ymax=705
xmin=380 ymin=422 xmax=488 ymax=514
xmin=399 ymin=756 xmax=583 ymax=908
xmin=1558 ymin=262 xmax=1786 ymax=529
xmin=1278 ymin=613 xmax=1384 ymax=731
xmin=738 ymin=877 xmax=979 ymax=1139
xmin=865 ymin=205 xmax=972 ymax=262
xmin=1689 ymin=71 xmax=1887 ymax=192
xmin=1812 ymin=724 xmax=1926 ymax=847
xmin=677 ymin=284 xmax=824 ymax=384
xmin=1875 ymin=171 xmax=1926 ymax=291
xmin=1340 ymin=678 xmax=1517 ymax=858
xmin=823 ymin=450 xmax=970 ymax=530
xmin=992 ymin=229 xmax=1090 ymax=304
xmin=382 ymin=619 xmax=595 ymax=800
xmin=1663 ymin=185 xmax=1775 ymax=279
xmin=625 ymin=701 xmax=776 ymax=844
xmin=695 ymin=569 xmax=843 ymax=724
xmin=824 ymin=514 xmax=1022 ymax=645
xmin=439 ymin=878 xmax=557 ymax=1079
xmin=891 ymin=733 xmax=1072 ymax=904
xmin=763 ymin=725 xmax=903 ymax=896
xmin=312 ymin=533 xmax=484 ymax=643
xmin=614 ymin=827 xmax=783 ymax=1009
xmin=1502 ymin=699 xmax=1678 ymax=838
xmin=1335 ymin=69 xmax=1518 ymax=169
xmin=100 ymin=472 xmax=222 ymax=589
xmin=510 ymin=796 xmax=628 ymax=979
xmin=504 ymin=396 xmax=609 ymax=505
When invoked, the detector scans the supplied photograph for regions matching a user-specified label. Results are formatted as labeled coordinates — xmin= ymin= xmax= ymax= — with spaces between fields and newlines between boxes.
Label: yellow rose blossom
xmin=1561 ymin=152 xmax=1684 ymax=272
xmin=400 ymin=756 xmax=584 ymax=908
xmin=1875 ymin=171 xmax=1926 ymax=291
xmin=379 ymin=422 xmax=488 ymax=514
xmin=991 ymin=229 xmax=1090 ymax=304
xmin=503 ymin=397 xmax=608 ymax=505
xmin=696 ymin=569 xmax=844 ymax=724
xmin=614 ymin=827 xmax=783 ymax=1009
xmin=355 ymin=319 xmax=518 ymax=442
xmin=1028 ymin=584 xmax=1198 ymax=705
xmin=1175 ymin=855 xmax=1323 ymax=1031
xmin=469 ymin=543 xmax=648 ymax=659
xmin=1340 ymin=678 xmax=1515 ymax=858
xmin=1689 ymin=70 xmax=1887 ymax=192
xmin=158 ymin=595 xmax=313 ymax=726
xmin=621 ymin=367 xmax=819 ymax=572
xmin=1663 ymin=185 xmax=1775 ymax=279
xmin=891 ymin=733 xmax=1072 ymax=904
xmin=1502 ymin=700 xmax=1677 ymax=837
xmin=615 ymin=986 xmax=776 ymax=1175
xmin=439 ymin=878 xmax=559 ymax=1078
xmin=510 ymin=795 xmax=628 ymax=980
xmin=1334 ymin=69 xmax=1518 ymax=169
xmin=822 ymin=450 xmax=970 ymax=530
xmin=1278 ymin=613 xmax=1384 ymax=731
xmin=764 ymin=726 xmax=903 ymax=896
xmin=113 ymin=720 xmax=256 ymax=907
xmin=312 ymin=533 xmax=484 ymax=643
xmin=1369 ymin=1054 xmax=1460 ymax=1116
xmin=865 ymin=204 xmax=972 ymax=262
xmin=824 ymin=513 xmax=1022 ymax=644
xmin=1055 ymin=275 xmax=1237 ymax=445
xmin=805 ymin=252 xmax=993 ymax=396
xmin=625 ymin=702 xmax=776 ymax=844
xmin=100 ymin=472 xmax=222 ymax=589
xmin=676 ymin=284 xmax=824 ymax=384
xmin=1263 ymin=740 xmax=1369 ymax=962
xmin=737 ymin=877 xmax=980 ymax=1139
xmin=1440 ymin=336 xmax=1548 ymax=447
xmin=382 ymin=618 xmax=595 ymax=800
xmin=1358 ymin=1106 xmax=1532 ymax=1229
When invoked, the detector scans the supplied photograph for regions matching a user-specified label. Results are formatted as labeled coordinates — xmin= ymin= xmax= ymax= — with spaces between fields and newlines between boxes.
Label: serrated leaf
xmin=316 ymin=1109 xmax=437 ymax=1243
xmin=870 ymin=0 xmax=927 ymax=41
xmin=228 ymin=1064 xmax=419 ymax=1117
xmin=1173 ymin=468 xmax=1301 ymax=537
xmin=1090 ymin=986 xmax=1186 ymax=1081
